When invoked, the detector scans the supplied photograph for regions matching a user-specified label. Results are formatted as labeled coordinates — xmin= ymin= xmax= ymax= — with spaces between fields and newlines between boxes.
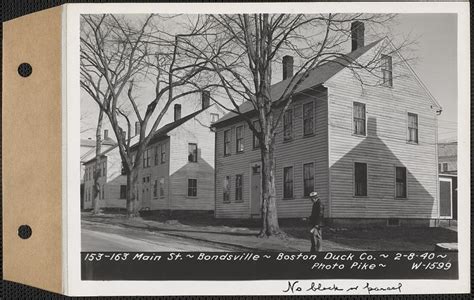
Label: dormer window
xmin=381 ymin=54 xmax=393 ymax=87
xmin=211 ymin=113 xmax=219 ymax=123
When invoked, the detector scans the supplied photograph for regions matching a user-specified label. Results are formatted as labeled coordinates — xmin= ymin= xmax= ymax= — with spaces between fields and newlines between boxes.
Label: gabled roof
xmin=83 ymin=145 xmax=118 ymax=165
xmin=81 ymin=137 xmax=116 ymax=147
xmin=212 ymin=39 xmax=382 ymax=126
xmin=130 ymin=108 xmax=207 ymax=150
xmin=438 ymin=142 xmax=457 ymax=158
xmin=83 ymin=108 xmax=209 ymax=164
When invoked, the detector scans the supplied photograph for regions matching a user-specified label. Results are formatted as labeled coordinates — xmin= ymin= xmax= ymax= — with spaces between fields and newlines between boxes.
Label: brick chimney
xmin=282 ymin=55 xmax=294 ymax=80
xmin=201 ymin=90 xmax=210 ymax=110
xmin=104 ymin=129 xmax=108 ymax=139
xmin=351 ymin=21 xmax=365 ymax=51
xmin=135 ymin=121 xmax=140 ymax=136
xmin=174 ymin=104 xmax=182 ymax=121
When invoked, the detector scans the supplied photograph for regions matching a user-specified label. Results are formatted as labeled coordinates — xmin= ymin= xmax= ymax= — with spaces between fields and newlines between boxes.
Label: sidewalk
xmin=82 ymin=212 xmax=458 ymax=251
xmin=82 ymin=212 xmax=358 ymax=252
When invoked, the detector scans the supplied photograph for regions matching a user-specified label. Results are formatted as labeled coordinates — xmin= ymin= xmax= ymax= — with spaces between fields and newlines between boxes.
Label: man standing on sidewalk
xmin=309 ymin=191 xmax=324 ymax=253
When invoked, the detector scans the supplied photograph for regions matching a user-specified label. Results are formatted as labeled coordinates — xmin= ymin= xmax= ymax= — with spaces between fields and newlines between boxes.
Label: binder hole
xmin=18 ymin=63 xmax=32 ymax=77
xmin=18 ymin=225 xmax=32 ymax=239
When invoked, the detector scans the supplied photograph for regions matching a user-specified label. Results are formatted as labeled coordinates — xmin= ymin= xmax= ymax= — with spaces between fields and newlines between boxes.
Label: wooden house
xmin=212 ymin=22 xmax=443 ymax=226
xmin=80 ymin=133 xmax=115 ymax=209
xmin=83 ymin=92 xmax=221 ymax=212
xmin=438 ymin=142 xmax=457 ymax=220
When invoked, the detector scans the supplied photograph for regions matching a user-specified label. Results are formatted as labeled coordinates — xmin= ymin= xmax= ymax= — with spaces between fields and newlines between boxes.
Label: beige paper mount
xmin=3 ymin=6 xmax=63 ymax=294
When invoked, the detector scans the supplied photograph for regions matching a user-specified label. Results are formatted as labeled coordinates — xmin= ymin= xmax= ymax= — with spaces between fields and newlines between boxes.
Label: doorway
xmin=439 ymin=177 xmax=452 ymax=219
xmin=141 ymin=176 xmax=151 ymax=210
xmin=250 ymin=162 xmax=261 ymax=216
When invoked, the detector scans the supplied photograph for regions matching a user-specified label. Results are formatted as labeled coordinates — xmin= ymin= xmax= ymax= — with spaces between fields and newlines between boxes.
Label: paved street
xmin=82 ymin=220 xmax=238 ymax=251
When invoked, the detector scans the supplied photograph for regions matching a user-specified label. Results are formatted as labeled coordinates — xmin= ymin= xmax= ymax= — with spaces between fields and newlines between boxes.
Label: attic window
xmin=381 ymin=54 xmax=393 ymax=87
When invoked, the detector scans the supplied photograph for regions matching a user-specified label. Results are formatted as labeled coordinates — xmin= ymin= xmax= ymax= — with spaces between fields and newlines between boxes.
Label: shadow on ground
xmin=83 ymin=209 xmax=457 ymax=251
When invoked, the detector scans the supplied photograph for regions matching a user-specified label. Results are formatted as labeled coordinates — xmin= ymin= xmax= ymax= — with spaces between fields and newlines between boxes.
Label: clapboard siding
xmin=215 ymin=121 xmax=261 ymax=218
xmin=103 ymin=174 xmax=127 ymax=208
xmin=325 ymin=40 xmax=439 ymax=219
xmin=215 ymin=90 xmax=329 ymax=218
xmin=96 ymin=106 xmax=219 ymax=211
xmin=83 ymin=157 xmax=109 ymax=209
xmin=137 ymin=139 xmax=171 ymax=210
xmin=168 ymin=111 xmax=216 ymax=211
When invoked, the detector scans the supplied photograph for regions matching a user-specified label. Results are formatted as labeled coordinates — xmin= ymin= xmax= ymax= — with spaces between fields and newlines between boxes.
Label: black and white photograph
xmin=72 ymin=2 xmax=469 ymax=295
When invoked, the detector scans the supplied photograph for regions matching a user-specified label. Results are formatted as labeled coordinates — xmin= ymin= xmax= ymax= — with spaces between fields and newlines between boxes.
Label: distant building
xmin=83 ymin=92 xmax=221 ymax=212
xmin=438 ymin=141 xmax=457 ymax=220
xmin=438 ymin=141 xmax=457 ymax=174
xmin=80 ymin=132 xmax=115 ymax=209
xmin=212 ymin=22 xmax=443 ymax=226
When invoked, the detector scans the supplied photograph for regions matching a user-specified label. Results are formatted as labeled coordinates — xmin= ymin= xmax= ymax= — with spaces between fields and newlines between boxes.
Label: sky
xmin=394 ymin=14 xmax=458 ymax=142
xmin=81 ymin=13 xmax=459 ymax=143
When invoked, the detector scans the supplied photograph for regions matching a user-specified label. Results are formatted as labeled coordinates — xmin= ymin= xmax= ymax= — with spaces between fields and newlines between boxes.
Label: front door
xmin=250 ymin=163 xmax=262 ymax=216
xmin=439 ymin=178 xmax=452 ymax=219
xmin=142 ymin=176 xmax=151 ymax=210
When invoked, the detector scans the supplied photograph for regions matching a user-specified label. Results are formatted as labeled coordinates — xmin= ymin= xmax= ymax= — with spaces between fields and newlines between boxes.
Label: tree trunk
xmin=92 ymin=110 xmax=103 ymax=215
xmin=126 ymin=167 xmax=140 ymax=218
xmin=258 ymin=143 xmax=284 ymax=237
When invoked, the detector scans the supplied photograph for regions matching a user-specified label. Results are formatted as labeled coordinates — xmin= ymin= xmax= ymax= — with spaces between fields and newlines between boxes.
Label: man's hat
xmin=309 ymin=191 xmax=318 ymax=197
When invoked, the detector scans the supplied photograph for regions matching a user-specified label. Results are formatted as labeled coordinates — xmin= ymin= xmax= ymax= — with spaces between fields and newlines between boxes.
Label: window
xmin=188 ymin=179 xmax=197 ymax=197
xmin=154 ymin=146 xmax=159 ymax=165
xmin=121 ymin=161 xmax=127 ymax=175
xmin=102 ymin=161 xmax=106 ymax=177
xmin=235 ymin=174 xmax=243 ymax=202
xmin=408 ymin=113 xmax=418 ymax=143
xmin=252 ymin=120 xmax=260 ymax=149
xmin=153 ymin=180 xmax=158 ymax=198
xmin=395 ymin=167 xmax=407 ymax=198
xmin=224 ymin=129 xmax=231 ymax=156
xmin=283 ymin=108 xmax=293 ymax=140
xmin=161 ymin=143 xmax=166 ymax=164
xmin=188 ymin=143 xmax=198 ymax=162
xmin=211 ymin=113 xmax=219 ymax=123
xmin=143 ymin=149 xmax=151 ymax=168
xmin=381 ymin=54 xmax=393 ymax=87
xmin=283 ymin=166 xmax=294 ymax=199
xmin=159 ymin=178 xmax=165 ymax=197
xmin=442 ymin=163 xmax=448 ymax=172
xmin=303 ymin=163 xmax=315 ymax=197
xmin=236 ymin=126 xmax=244 ymax=153
xmin=353 ymin=102 xmax=366 ymax=135
xmin=120 ymin=185 xmax=127 ymax=199
xmin=303 ymin=102 xmax=314 ymax=136
xmin=101 ymin=186 xmax=105 ymax=200
xmin=223 ymin=176 xmax=230 ymax=202
xmin=354 ymin=162 xmax=368 ymax=197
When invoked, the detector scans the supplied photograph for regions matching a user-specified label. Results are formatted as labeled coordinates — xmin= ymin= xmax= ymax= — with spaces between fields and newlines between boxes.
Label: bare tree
xmin=81 ymin=14 xmax=217 ymax=217
xmin=197 ymin=13 xmax=405 ymax=237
